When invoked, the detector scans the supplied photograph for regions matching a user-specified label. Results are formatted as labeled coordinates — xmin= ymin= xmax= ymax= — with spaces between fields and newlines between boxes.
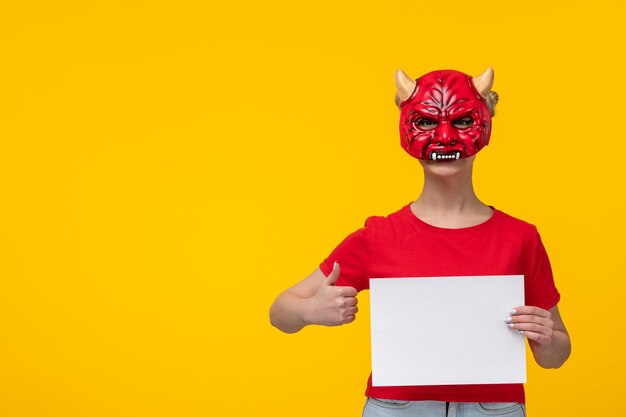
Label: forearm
xmin=530 ymin=329 xmax=571 ymax=369
xmin=269 ymin=292 xmax=312 ymax=334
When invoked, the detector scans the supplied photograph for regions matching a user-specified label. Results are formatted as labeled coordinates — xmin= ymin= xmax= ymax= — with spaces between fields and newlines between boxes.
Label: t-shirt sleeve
xmin=524 ymin=228 xmax=561 ymax=310
xmin=319 ymin=220 xmax=370 ymax=292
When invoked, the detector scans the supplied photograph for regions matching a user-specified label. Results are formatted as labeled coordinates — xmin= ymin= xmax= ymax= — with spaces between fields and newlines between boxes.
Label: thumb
xmin=324 ymin=261 xmax=341 ymax=286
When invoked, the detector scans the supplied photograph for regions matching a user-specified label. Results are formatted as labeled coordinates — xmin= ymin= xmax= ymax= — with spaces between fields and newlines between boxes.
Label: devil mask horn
xmin=472 ymin=67 xmax=494 ymax=98
xmin=395 ymin=69 xmax=417 ymax=104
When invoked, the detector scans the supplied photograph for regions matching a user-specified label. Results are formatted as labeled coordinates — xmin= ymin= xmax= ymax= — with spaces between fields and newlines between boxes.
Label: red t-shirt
xmin=319 ymin=204 xmax=560 ymax=403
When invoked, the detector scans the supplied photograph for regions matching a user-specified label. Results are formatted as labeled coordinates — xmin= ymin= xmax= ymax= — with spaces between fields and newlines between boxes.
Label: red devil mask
xmin=396 ymin=68 xmax=497 ymax=161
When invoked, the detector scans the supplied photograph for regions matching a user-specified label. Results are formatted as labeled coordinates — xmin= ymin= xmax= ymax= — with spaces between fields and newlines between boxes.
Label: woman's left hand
xmin=507 ymin=306 xmax=554 ymax=347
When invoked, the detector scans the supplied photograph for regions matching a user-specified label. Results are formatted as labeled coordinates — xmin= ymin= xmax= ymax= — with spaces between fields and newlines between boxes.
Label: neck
xmin=418 ymin=169 xmax=478 ymax=211
xmin=411 ymin=160 xmax=491 ymax=228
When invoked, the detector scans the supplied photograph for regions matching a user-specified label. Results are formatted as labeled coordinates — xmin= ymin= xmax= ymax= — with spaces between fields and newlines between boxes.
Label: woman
xmin=269 ymin=67 xmax=571 ymax=416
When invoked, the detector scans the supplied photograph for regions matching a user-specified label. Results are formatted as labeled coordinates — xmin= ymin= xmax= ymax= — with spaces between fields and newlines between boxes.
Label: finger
xmin=344 ymin=297 xmax=358 ymax=307
xmin=343 ymin=315 xmax=356 ymax=324
xmin=508 ymin=322 xmax=550 ymax=334
xmin=345 ymin=306 xmax=358 ymax=316
xmin=337 ymin=286 xmax=358 ymax=297
xmin=511 ymin=306 xmax=550 ymax=318
xmin=324 ymin=262 xmax=341 ymax=286
xmin=518 ymin=330 xmax=550 ymax=345
xmin=509 ymin=314 xmax=550 ymax=325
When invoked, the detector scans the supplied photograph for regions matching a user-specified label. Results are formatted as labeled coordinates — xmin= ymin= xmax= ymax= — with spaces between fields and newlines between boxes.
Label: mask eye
xmin=414 ymin=118 xmax=438 ymax=130
xmin=452 ymin=117 xmax=473 ymax=129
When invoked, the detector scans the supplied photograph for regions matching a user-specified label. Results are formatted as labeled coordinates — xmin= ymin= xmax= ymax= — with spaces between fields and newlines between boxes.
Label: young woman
xmin=270 ymin=68 xmax=571 ymax=417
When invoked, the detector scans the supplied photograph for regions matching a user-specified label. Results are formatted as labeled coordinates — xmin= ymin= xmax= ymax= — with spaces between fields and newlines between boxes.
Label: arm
xmin=508 ymin=304 xmax=571 ymax=368
xmin=269 ymin=263 xmax=359 ymax=334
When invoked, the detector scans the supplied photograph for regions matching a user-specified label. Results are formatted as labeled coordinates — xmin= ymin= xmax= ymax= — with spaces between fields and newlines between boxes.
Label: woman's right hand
xmin=270 ymin=263 xmax=359 ymax=333
xmin=306 ymin=262 xmax=359 ymax=326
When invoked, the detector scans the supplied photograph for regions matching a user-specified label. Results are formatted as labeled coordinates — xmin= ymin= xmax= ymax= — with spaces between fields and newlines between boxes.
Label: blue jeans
xmin=362 ymin=398 xmax=526 ymax=417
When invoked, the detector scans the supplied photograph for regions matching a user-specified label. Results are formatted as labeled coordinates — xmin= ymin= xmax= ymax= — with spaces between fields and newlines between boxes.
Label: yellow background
xmin=1 ymin=1 xmax=624 ymax=416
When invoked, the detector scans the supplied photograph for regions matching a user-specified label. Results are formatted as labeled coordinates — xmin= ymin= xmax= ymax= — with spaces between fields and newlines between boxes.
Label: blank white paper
xmin=369 ymin=275 xmax=526 ymax=387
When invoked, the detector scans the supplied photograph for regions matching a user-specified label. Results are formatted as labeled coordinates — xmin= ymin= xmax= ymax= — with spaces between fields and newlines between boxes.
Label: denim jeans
xmin=362 ymin=398 xmax=526 ymax=417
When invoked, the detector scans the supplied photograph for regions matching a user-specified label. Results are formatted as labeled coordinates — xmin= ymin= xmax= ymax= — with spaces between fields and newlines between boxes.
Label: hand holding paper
xmin=508 ymin=306 xmax=554 ymax=345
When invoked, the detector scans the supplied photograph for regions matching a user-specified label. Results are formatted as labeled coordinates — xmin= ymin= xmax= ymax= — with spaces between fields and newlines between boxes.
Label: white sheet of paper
xmin=369 ymin=275 xmax=526 ymax=387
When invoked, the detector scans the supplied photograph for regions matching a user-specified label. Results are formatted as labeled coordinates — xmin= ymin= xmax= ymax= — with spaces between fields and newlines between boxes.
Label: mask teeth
xmin=431 ymin=151 xmax=462 ymax=161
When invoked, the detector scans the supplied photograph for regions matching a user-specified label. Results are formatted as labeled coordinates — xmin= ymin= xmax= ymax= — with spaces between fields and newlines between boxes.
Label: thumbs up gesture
xmin=308 ymin=262 xmax=359 ymax=326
